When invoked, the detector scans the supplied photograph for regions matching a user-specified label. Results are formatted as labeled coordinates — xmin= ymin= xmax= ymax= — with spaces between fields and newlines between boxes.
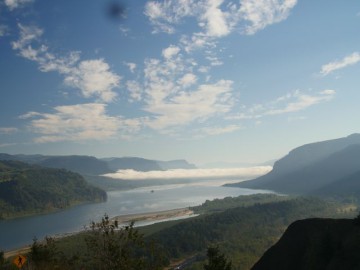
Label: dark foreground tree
xmin=12 ymin=214 xmax=166 ymax=270
xmin=85 ymin=214 xmax=165 ymax=270
xmin=203 ymin=245 xmax=232 ymax=270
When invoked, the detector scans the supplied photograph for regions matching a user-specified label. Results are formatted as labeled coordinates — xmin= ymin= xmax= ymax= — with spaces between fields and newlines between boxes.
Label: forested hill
xmin=0 ymin=160 xmax=106 ymax=219
xmin=0 ymin=154 xmax=197 ymax=175
xmin=252 ymin=218 xmax=360 ymax=270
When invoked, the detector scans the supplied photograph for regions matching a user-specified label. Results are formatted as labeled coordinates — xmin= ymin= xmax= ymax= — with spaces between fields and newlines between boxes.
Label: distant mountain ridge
xmin=229 ymin=134 xmax=360 ymax=195
xmin=0 ymin=154 xmax=197 ymax=175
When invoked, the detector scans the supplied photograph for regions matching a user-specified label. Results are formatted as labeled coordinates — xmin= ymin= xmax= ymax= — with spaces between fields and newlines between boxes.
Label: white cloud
xmin=239 ymin=0 xmax=297 ymax=35
xmin=144 ymin=0 xmax=199 ymax=34
xmin=178 ymin=73 xmax=197 ymax=87
xmin=12 ymin=24 xmax=120 ymax=103
xmin=126 ymin=80 xmax=142 ymax=101
xmin=124 ymin=62 xmax=136 ymax=73
xmin=104 ymin=166 xmax=272 ymax=180
xmin=206 ymin=55 xmax=223 ymax=66
xmin=265 ymin=89 xmax=335 ymax=115
xmin=145 ymin=79 xmax=234 ymax=130
xmin=162 ymin=45 xmax=181 ymax=59
xmin=4 ymin=0 xmax=33 ymax=10
xmin=0 ymin=127 xmax=18 ymax=134
xmin=200 ymin=124 xmax=241 ymax=135
xmin=200 ymin=0 xmax=231 ymax=37
xmin=145 ymin=0 xmax=297 ymax=36
xmin=20 ymin=104 xmax=141 ymax=143
xmin=320 ymin=52 xmax=360 ymax=76
xmin=228 ymin=89 xmax=335 ymax=120
xmin=137 ymin=43 xmax=235 ymax=132
xmin=64 ymin=59 xmax=120 ymax=102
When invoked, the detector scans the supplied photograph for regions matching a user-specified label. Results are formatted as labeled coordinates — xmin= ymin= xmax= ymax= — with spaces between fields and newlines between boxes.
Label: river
xmin=0 ymin=180 xmax=271 ymax=251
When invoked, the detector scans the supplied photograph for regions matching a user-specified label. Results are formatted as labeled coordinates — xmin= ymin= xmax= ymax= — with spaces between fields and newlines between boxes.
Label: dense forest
xmin=0 ymin=160 xmax=106 ymax=219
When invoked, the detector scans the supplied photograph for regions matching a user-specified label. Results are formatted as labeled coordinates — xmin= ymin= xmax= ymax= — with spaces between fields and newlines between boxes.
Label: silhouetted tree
xmin=203 ymin=245 xmax=232 ymax=270
xmin=85 ymin=214 xmax=164 ymax=270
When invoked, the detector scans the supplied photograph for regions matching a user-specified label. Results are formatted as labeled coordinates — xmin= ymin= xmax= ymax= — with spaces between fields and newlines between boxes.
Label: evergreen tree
xmin=203 ymin=245 xmax=232 ymax=270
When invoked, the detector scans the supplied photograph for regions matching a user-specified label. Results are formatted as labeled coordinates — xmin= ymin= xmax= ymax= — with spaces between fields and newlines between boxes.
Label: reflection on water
xmin=0 ymin=180 xmax=271 ymax=251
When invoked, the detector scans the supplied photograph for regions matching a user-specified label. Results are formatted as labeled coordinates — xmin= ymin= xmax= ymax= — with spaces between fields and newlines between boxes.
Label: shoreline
xmin=112 ymin=208 xmax=195 ymax=224
xmin=4 ymin=207 xmax=196 ymax=258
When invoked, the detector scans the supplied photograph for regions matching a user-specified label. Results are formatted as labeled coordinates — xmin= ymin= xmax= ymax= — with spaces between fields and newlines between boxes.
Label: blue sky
xmin=0 ymin=0 xmax=359 ymax=165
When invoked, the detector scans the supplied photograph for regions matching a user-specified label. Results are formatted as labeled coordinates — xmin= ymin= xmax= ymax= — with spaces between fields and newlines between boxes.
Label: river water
xmin=0 ymin=180 xmax=270 ymax=251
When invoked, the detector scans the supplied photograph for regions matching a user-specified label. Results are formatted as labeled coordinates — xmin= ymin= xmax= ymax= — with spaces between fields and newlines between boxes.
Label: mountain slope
xmin=231 ymin=134 xmax=360 ymax=194
xmin=311 ymin=170 xmax=360 ymax=199
xmin=0 ymin=160 xmax=106 ymax=219
xmin=157 ymin=159 xmax=196 ymax=170
xmin=38 ymin=155 xmax=112 ymax=175
xmin=252 ymin=218 xmax=360 ymax=270
xmin=104 ymin=157 xmax=163 ymax=171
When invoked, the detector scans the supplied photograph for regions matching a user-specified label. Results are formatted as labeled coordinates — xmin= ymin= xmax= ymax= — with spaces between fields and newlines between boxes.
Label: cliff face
xmin=252 ymin=218 xmax=360 ymax=270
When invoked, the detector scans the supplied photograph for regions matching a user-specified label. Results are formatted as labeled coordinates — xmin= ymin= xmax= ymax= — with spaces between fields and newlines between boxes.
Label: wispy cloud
xmin=126 ymin=80 xmax=143 ymax=102
xmin=0 ymin=127 xmax=18 ymax=134
xmin=228 ymin=89 xmax=335 ymax=120
xmin=265 ymin=89 xmax=335 ymax=115
xmin=0 ymin=143 xmax=18 ymax=148
xmin=20 ymin=104 xmax=141 ymax=143
xmin=144 ymin=0 xmax=199 ymax=34
xmin=145 ymin=0 xmax=297 ymax=36
xmin=12 ymin=24 xmax=121 ymax=103
xmin=4 ymin=0 xmax=33 ymax=10
xmin=320 ymin=52 xmax=360 ymax=76
xmin=0 ymin=25 xmax=9 ymax=37
xmin=104 ymin=166 xmax=272 ymax=180
xmin=239 ymin=0 xmax=297 ymax=35
xmin=124 ymin=62 xmax=137 ymax=73
xmin=199 ymin=124 xmax=241 ymax=136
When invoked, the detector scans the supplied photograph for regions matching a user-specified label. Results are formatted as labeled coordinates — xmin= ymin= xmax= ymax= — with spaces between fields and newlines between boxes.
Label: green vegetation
xmin=0 ymin=160 xmax=106 ymax=219
xmin=191 ymin=193 xmax=290 ymax=214
xmin=2 ymin=215 xmax=167 ymax=270
xmin=203 ymin=246 xmax=232 ymax=270
xmin=1 ymin=194 xmax=356 ymax=269
xmin=147 ymin=196 xmax=355 ymax=269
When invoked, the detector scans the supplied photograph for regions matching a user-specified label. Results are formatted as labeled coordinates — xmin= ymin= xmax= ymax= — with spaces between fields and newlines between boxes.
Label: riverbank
xmin=4 ymin=207 xmax=195 ymax=258
xmin=112 ymin=208 xmax=195 ymax=224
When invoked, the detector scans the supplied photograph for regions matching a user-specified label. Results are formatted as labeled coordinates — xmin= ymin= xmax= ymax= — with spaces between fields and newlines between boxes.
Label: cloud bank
xmin=104 ymin=166 xmax=272 ymax=180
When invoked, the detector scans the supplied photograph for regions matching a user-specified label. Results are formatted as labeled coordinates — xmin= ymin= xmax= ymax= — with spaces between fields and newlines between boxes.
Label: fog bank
xmin=103 ymin=166 xmax=272 ymax=180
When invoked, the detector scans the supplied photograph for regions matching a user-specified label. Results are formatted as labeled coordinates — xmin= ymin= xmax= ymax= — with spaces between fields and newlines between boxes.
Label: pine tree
xmin=203 ymin=245 xmax=232 ymax=270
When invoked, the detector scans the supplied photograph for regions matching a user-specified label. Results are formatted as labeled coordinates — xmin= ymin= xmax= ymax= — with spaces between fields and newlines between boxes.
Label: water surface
xmin=0 ymin=181 xmax=270 ymax=251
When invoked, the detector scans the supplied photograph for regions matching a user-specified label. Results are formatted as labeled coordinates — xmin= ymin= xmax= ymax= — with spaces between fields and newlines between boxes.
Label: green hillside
xmin=0 ymin=160 xmax=106 ymax=219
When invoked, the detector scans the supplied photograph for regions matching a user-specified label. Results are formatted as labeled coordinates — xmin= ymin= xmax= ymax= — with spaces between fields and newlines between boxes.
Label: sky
xmin=0 ymin=0 xmax=359 ymax=165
